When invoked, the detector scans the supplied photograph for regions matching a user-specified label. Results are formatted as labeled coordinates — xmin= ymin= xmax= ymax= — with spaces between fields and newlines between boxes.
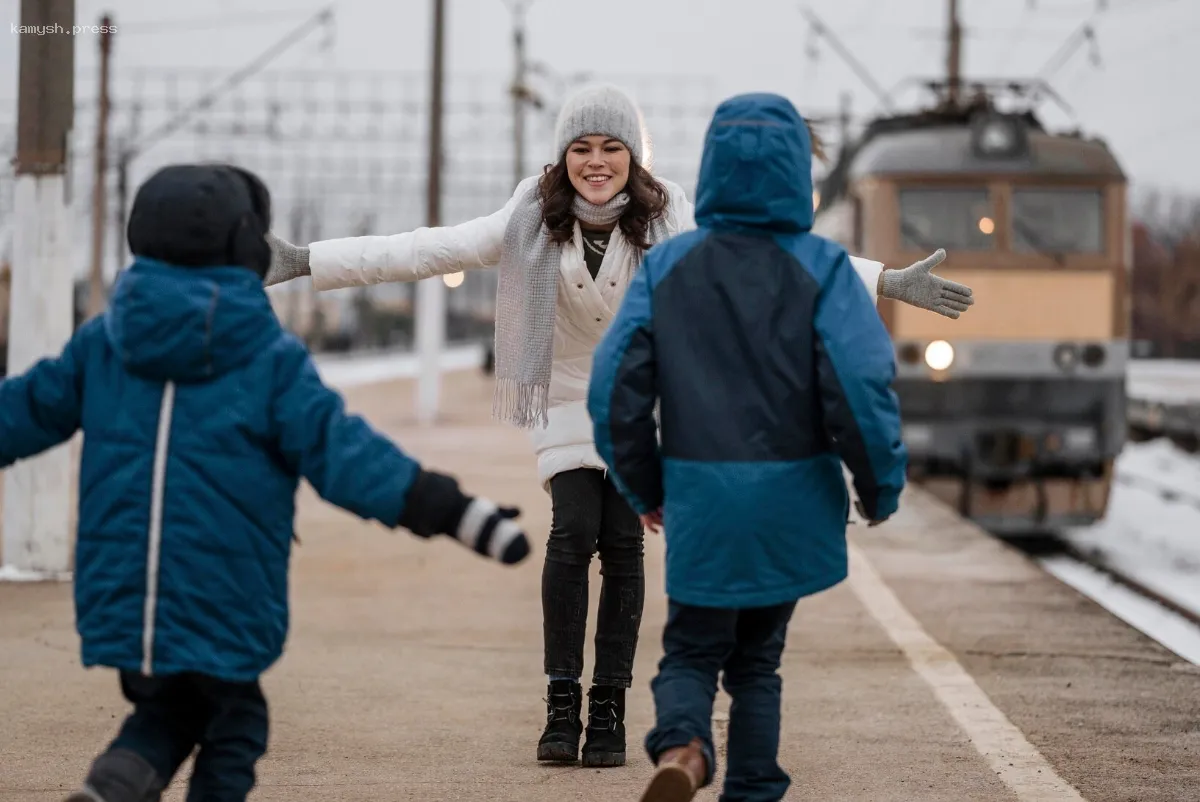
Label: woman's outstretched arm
xmin=265 ymin=176 xmax=539 ymax=291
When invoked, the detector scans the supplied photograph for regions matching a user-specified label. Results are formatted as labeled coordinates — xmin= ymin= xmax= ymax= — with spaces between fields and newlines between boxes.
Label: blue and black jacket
xmin=588 ymin=93 xmax=907 ymax=608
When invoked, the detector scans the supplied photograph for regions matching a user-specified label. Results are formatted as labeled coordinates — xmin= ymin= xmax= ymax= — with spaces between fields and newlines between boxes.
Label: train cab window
xmin=1011 ymin=188 xmax=1104 ymax=254
xmin=898 ymin=187 xmax=994 ymax=251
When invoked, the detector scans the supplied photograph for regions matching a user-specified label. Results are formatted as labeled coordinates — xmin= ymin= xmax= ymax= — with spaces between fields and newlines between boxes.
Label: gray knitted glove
xmin=878 ymin=249 xmax=974 ymax=319
xmin=263 ymin=231 xmax=311 ymax=287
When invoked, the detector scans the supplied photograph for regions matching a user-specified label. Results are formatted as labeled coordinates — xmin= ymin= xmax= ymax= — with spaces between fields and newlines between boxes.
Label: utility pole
xmin=88 ymin=13 xmax=114 ymax=320
xmin=838 ymin=92 xmax=853 ymax=157
xmin=114 ymin=145 xmax=131 ymax=271
xmin=3 ymin=0 xmax=76 ymax=579
xmin=507 ymin=0 xmax=533 ymax=189
xmin=416 ymin=0 xmax=447 ymax=425
xmin=947 ymin=0 xmax=962 ymax=107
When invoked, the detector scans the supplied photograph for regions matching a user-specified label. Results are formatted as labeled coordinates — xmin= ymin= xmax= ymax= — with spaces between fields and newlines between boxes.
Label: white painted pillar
xmin=415 ymin=276 xmax=446 ymax=425
xmin=2 ymin=173 xmax=76 ymax=579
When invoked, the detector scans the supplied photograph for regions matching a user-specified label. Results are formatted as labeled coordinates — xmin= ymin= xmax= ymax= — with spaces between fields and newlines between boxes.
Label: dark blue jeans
xmin=102 ymin=671 xmax=269 ymax=801
xmin=645 ymin=600 xmax=797 ymax=802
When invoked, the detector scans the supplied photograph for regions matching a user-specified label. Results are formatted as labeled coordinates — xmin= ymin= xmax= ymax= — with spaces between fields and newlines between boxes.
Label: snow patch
xmin=1128 ymin=359 xmax=1200 ymax=405
xmin=1039 ymin=556 xmax=1200 ymax=666
xmin=314 ymin=344 xmax=484 ymax=388
xmin=1061 ymin=439 xmax=1200 ymax=617
xmin=0 ymin=565 xmax=72 ymax=583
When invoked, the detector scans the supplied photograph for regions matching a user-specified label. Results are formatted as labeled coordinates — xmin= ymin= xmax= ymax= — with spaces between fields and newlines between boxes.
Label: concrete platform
xmin=1 ymin=370 xmax=1197 ymax=801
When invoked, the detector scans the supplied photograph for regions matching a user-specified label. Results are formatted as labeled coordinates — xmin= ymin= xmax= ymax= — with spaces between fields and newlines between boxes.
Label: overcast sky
xmin=2 ymin=0 xmax=1197 ymax=196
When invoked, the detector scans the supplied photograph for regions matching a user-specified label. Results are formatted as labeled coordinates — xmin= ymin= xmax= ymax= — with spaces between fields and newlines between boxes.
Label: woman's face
xmin=565 ymin=136 xmax=631 ymax=205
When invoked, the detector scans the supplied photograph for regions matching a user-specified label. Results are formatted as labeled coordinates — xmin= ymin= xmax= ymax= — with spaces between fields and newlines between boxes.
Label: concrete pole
xmin=3 ymin=0 xmax=77 ymax=579
xmin=87 ymin=14 xmax=114 ymax=320
xmin=416 ymin=0 xmax=447 ymax=425
xmin=947 ymin=0 xmax=962 ymax=107
xmin=511 ymin=2 xmax=527 ymax=190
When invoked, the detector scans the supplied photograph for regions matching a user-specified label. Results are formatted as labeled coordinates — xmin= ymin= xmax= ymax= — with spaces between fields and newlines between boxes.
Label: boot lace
xmin=589 ymin=693 xmax=620 ymax=733
xmin=544 ymin=689 xmax=578 ymax=725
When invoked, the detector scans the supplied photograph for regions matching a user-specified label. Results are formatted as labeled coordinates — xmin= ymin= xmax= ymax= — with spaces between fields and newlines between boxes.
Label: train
xmin=813 ymin=84 xmax=1130 ymax=535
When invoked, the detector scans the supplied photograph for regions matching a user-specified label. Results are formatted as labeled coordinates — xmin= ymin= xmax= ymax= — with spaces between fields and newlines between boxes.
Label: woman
xmin=263 ymin=84 xmax=973 ymax=768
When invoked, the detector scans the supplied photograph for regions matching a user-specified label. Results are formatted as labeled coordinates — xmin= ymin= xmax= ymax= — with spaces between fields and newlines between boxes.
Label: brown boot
xmin=639 ymin=738 xmax=708 ymax=802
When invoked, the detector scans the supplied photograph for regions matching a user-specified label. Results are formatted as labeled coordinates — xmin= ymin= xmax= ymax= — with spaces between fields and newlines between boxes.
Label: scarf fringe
xmin=492 ymin=378 xmax=551 ymax=430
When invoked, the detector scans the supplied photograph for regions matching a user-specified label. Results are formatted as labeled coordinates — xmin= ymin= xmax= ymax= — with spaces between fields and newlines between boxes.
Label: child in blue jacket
xmin=0 ymin=164 xmax=530 ymax=802
xmin=588 ymin=94 xmax=908 ymax=802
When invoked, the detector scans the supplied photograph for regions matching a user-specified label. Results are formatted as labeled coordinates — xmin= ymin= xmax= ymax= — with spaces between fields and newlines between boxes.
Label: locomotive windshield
xmin=1011 ymin=188 xmax=1104 ymax=254
xmin=898 ymin=187 xmax=995 ymax=252
xmin=896 ymin=185 xmax=1106 ymax=256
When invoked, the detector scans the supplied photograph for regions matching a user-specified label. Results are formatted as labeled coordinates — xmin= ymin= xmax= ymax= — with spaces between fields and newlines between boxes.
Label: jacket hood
xmin=694 ymin=93 xmax=814 ymax=233
xmin=104 ymin=257 xmax=282 ymax=383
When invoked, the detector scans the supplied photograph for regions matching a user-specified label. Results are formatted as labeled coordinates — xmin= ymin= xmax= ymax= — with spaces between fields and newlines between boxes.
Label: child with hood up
xmin=588 ymin=94 xmax=908 ymax=802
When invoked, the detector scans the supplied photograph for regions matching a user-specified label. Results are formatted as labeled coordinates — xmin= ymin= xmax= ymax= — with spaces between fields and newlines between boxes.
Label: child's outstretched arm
xmin=271 ymin=341 xmax=530 ymax=564
xmin=0 ymin=323 xmax=90 ymax=468
xmin=587 ymin=260 xmax=663 ymax=517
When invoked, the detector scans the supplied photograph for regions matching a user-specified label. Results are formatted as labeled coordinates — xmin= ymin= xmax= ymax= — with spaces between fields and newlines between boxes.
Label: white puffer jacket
xmin=307 ymin=176 xmax=884 ymax=491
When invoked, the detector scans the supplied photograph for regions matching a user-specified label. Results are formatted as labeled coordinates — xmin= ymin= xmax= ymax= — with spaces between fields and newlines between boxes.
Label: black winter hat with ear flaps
xmin=126 ymin=163 xmax=273 ymax=278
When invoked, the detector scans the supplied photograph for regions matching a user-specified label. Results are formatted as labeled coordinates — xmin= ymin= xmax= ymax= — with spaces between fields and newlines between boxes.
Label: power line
xmin=992 ymin=1 xmax=1036 ymax=74
xmin=797 ymin=5 xmax=894 ymax=112
xmin=1034 ymin=16 xmax=1103 ymax=80
xmin=114 ymin=9 xmax=326 ymax=34
xmin=124 ymin=7 xmax=335 ymax=159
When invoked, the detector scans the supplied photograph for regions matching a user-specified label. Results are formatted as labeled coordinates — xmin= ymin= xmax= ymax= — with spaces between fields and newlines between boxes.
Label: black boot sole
xmin=537 ymin=740 xmax=579 ymax=763
xmin=582 ymin=748 xmax=626 ymax=767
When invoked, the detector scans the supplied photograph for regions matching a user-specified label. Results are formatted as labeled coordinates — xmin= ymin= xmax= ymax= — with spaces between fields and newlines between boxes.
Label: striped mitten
xmin=398 ymin=469 xmax=531 ymax=565
xmin=454 ymin=497 xmax=530 ymax=565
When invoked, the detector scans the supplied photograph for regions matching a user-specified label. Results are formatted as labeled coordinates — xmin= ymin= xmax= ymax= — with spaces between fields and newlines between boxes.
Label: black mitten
xmin=398 ymin=469 xmax=531 ymax=565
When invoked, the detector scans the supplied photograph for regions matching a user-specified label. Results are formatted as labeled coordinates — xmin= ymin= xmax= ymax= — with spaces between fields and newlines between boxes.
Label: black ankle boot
xmin=537 ymin=679 xmax=583 ymax=762
xmin=582 ymin=685 xmax=626 ymax=767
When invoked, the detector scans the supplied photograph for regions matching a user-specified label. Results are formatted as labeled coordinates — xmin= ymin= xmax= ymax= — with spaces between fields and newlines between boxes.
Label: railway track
xmin=1004 ymin=533 xmax=1200 ymax=665
xmin=1113 ymin=468 xmax=1200 ymax=512
xmin=1055 ymin=544 xmax=1200 ymax=628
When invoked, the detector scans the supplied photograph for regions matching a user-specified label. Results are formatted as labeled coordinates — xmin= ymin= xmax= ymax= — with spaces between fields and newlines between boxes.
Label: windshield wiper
xmin=1011 ymin=215 xmax=1067 ymax=266
xmin=899 ymin=219 xmax=940 ymax=254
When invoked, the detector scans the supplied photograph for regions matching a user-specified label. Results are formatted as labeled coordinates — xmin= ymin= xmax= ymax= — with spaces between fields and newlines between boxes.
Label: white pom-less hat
xmin=553 ymin=84 xmax=651 ymax=169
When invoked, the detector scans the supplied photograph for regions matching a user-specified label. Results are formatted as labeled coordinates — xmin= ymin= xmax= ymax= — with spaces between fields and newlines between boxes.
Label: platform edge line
xmin=847 ymin=543 xmax=1088 ymax=802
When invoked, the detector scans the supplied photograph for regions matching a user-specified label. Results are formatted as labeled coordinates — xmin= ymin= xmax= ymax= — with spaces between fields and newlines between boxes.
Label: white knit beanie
xmin=553 ymin=84 xmax=650 ymax=168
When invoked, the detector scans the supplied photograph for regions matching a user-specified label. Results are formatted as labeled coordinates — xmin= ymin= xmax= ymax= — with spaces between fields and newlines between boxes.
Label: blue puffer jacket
xmin=0 ymin=258 xmax=421 ymax=681
xmin=588 ymin=93 xmax=907 ymax=609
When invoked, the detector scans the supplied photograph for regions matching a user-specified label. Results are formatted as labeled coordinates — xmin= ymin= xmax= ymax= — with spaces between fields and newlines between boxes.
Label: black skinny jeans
xmin=542 ymin=467 xmax=645 ymax=688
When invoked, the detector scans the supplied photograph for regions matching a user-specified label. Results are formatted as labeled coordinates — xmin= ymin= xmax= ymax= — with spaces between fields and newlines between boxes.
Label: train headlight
xmin=924 ymin=340 xmax=954 ymax=371
xmin=1064 ymin=427 xmax=1096 ymax=451
xmin=1053 ymin=343 xmax=1079 ymax=371
xmin=903 ymin=424 xmax=933 ymax=449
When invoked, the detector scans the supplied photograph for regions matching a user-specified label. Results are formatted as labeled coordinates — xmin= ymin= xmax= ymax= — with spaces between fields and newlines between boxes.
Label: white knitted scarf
xmin=493 ymin=187 xmax=671 ymax=429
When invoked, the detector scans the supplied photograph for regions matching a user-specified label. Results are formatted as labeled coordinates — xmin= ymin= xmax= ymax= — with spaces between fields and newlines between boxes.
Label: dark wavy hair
xmin=538 ymin=157 xmax=669 ymax=251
